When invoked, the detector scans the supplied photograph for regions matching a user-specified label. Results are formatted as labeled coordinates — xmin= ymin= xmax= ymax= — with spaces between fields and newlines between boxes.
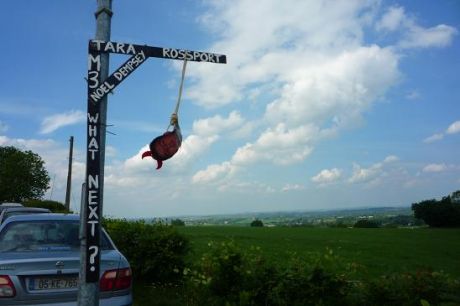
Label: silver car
xmin=0 ymin=207 xmax=51 ymax=224
xmin=0 ymin=203 xmax=24 ymax=213
xmin=0 ymin=214 xmax=132 ymax=305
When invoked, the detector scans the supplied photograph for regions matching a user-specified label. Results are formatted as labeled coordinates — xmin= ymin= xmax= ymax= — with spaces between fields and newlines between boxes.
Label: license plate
xmin=28 ymin=276 xmax=78 ymax=291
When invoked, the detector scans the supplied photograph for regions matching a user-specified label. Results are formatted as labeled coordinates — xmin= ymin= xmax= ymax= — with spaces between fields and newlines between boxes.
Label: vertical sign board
xmin=86 ymin=47 xmax=102 ymax=282
xmin=84 ymin=42 xmax=149 ymax=282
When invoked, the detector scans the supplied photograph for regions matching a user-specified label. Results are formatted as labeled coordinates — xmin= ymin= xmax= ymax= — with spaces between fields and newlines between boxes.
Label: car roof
xmin=2 ymin=207 xmax=51 ymax=213
xmin=2 ymin=213 xmax=79 ymax=223
xmin=0 ymin=202 xmax=24 ymax=207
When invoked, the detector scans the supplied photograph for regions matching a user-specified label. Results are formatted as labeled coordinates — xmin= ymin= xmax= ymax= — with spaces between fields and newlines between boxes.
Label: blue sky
xmin=1 ymin=0 xmax=459 ymax=218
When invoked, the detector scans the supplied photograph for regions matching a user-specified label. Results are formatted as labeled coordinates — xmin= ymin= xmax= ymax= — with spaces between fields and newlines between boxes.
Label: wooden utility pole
xmin=65 ymin=136 xmax=74 ymax=211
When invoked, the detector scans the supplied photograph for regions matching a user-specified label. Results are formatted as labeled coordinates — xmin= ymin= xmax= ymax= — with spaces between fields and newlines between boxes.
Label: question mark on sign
xmin=89 ymin=246 xmax=99 ymax=272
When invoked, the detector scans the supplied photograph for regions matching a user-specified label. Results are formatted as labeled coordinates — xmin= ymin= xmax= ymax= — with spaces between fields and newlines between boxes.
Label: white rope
xmin=174 ymin=60 xmax=188 ymax=115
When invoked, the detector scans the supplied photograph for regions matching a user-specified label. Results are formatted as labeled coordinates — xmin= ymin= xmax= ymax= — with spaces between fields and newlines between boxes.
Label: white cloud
xmin=282 ymin=184 xmax=305 ymax=192
xmin=311 ymin=168 xmax=342 ymax=184
xmin=264 ymin=46 xmax=400 ymax=128
xmin=347 ymin=155 xmax=397 ymax=184
xmin=192 ymin=124 xmax=317 ymax=185
xmin=0 ymin=121 xmax=8 ymax=134
xmin=376 ymin=6 xmax=405 ymax=32
xmin=105 ymin=145 xmax=117 ymax=158
xmin=423 ymin=133 xmax=444 ymax=143
xmin=423 ymin=163 xmax=447 ymax=173
xmin=216 ymin=180 xmax=276 ymax=193
xmin=231 ymin=123 xmax=316 ymax=166
xmin=192 ymin=111 xmax=244 ymax=136
xmin=230 ymin=121 xmax=256 ymax=139
xmin=192 ymin=162 xmax=236 ymax=184
xmin=189 ymin=0 xmax=387 ymax=109
xmin=40 ymin=110 xmax=86 ymax=134
xmin=170 ymin=134 xmax=219 ymax=170
xmin=122 ymin=145 xmax=153 ymax=174
xmin=383 ymin=155 xmax=399 ymax=163
xmin=0 ymin=135 xmax=58 ymax=153
xmin=348 ymin=163 xmax=382 ymax=184
xmin=191 ymin=123 xmax=318 ymax=186
xmin=446 ymin=120 xmax=460 ymax=134
xmin=376 ymin=5 xmax=457 ymax=49
xmin=422 ymin=120 xmax=460 ymax=144
xmin=400 ymin=24 xmax=457 ymax=49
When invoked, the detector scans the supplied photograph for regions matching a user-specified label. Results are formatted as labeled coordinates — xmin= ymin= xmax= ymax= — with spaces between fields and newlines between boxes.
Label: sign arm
xmin=89 ymin=51 xmax=148 ymax=104
xmin=89 ymin=40 xmax=227 ymax=64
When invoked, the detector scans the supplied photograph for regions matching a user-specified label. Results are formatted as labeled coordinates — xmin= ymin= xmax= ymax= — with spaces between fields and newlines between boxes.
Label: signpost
xmin=80 ymin=1 xmax=227 ymax=304
xmin=84 ymin=40 xmax=226 ymax=283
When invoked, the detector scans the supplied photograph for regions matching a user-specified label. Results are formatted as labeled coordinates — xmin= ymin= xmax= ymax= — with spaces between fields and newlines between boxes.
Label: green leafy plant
xmin=184 ymin=241 xmax=277 ymax=305
xmin=103 ymin=219 xmax=190 ymax=284
xmin=363 ymin=271 xmax=460 ymax=306
xmin=184 ymin=241 xmax=351 ymax=306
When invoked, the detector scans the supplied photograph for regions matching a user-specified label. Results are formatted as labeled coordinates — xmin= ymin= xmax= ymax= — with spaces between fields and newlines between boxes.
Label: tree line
xmin=412 ymin=191 xmax=460 ymax=227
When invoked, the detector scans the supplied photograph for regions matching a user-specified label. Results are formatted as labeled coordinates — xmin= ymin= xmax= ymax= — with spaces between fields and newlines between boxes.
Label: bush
xmin=184 ymin=242 xmax=350 ymax=306
xmin=384 ymin=214 xmax=424 ymax=227
xmin=171 ymin=219 xmax=185 ymax=226
xmin=250 ymin=219 xmax=264 ymax=227
xmin=185 ymin=241 xmax=273 ymax=305
xmin=269 ymin=260 xmax=349 ymax=306
xmin=353 ymin=219 xmax=380 ymax=228
xmin=326 ymin=221 xmax=351 ymax=228
xmin=103 ymin=219 xmax=190 ymax=284
xmin=23 ymin=199 xmax=70 ymax=213
xmin=363 ymin=271 xmax=460 ymax=306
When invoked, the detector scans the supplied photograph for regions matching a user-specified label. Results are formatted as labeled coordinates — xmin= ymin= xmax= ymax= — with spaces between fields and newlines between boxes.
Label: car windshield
xmin=0 ymin=220 xmax=112 ymax=252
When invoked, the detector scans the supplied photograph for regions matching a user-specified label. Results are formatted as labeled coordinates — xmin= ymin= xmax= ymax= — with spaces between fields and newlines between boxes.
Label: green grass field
xmin=133 ymin=226 xmax=460 ymax=305
xmin=178 ymin=226 xmax=460 ymax=279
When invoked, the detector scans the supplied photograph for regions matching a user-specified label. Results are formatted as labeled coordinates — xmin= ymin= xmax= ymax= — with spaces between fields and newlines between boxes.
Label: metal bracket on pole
xmin=94 ymin=7 xmax=113 ymax=18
